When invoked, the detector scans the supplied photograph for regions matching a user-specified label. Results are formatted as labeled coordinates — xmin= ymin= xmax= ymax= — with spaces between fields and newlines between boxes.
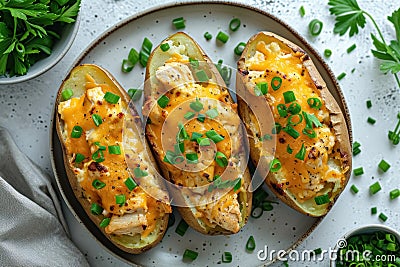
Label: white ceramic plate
xmin=51 ymin=2 xmax=351 ymax=266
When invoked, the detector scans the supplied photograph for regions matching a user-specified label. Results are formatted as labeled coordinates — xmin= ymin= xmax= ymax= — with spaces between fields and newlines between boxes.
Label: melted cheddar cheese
xmin=58 ymin=74 xmax=171 ymax=238
xmin=244 ymin=40 xmax=347 ymax=203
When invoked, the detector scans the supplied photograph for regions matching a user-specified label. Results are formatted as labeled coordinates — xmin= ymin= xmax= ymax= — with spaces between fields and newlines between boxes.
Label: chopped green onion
xmin=124 ymin=177 xmax=137 ymax=191
xmin=337 ymin=72 xmax=346 ymax=80
xmin=195 ymin=69 xmax=209 ymax=82
xmin=121 ymin=59 xmax=134 ymax=73
xmin=233 ymin=178 xmax=241 ymax=192
xmin=272 ymin=122 xmax=282 ymax=134
xmin=371 ymin=207 xmax=377 ymax=214
xmin=197 ymin=113 xmax=206 ymax=122
xmin=307 ymin=98 xmax=322 ymax=110
xmin=283 ymin=91 xmax=296 ymax=103
xmin=347 ymin=44 xmax=356 ymax=53
xmin=190 ymin=99 xmax=203 ymax=112
xmin=215 ymin=151 xmax=228 ymax=167
xmin=189 ymin=58 xmax=199 ymax=68
xmin=175 ymin=219 xmax=189 ymax=236
xmin=99 ymin=217 xmax=111 ymax=228
xmin=216 ymin=31 xmax=229 ymax=43
xmin=172 ymin=17 xmax=185 ymax=29
xmin=295 ymin=143 xmax=306 ymax=160
xmin=390 ymin=189 xmax=400 ymax=199
xmin=157 ymin=95 xmax=170 ymax=108
xmin=186 ymin=153 xmax=198 ymax=164
xmin=190 ymin=132 xmax=202 ymax=141
xmin=299 ymin=6 xmax=305 ymax=17
xmin=172 ymin=155 xmax=185 ymax=164
xmin=283 ymin=126 xmax=300 ymax=139
xmin=287 ymin=114 xmax=303 ymax=126
xmin=163 ymin=151 xmax=175 ymax=164
xmin=75 ymin=153 xmax=85 ymax=163
xmin=254 ymin=82 xmax=268 ymax=96
xmin=324 ymin=49 xmax=332 ymax=57
xmin=353 ymin=141 xmax=361 ymax=156
xmin=261 ymin=201 xmax=274 ymax=211
xmin=234 ymin=42 xmax=246 ymax=55
xmin=184 ymin=111 xmax=195 ymax=120
xmin=309 ymin=19 xmax=323 ymax=36
xmin=128 ymin=89 xmax=142 ymax=101
xmin=260 ymin=134 xmax=272 ymax=141
xmin=160 ymin=43 xmax=170 ymax=52
xmin=204 ymin=32 xmax=212 ymax=40
xmin=183 ymin=249 xmax=198 ymax=261
xmin=71 ymin=125 xmax=83 ymax=138
xmin=108 ymin=145 xmax=121 ymax=155
xmin=353 ymin=167 xmax=364 ymax=176
xmin=303 ymin=111 xmax=322 ymax=128
xmin=277 ymin=104 xmax=287 ymax=118
xmin=62 ymin=89 xmax=73 ymax=101
xmin=370 ymin=181 xmax=382 ymax=195
xmin=350 ymin=184 xmax=359 ymax=194
xmin=205 ymin=108 xmax=219 ymax=119
xmin=314 ymin=193 xmax=330 ymax=205
xmin=104 ymin=92 xmax=120 ymax=104
xmin=229 ymin=18 xmax=241 ymax=31
xmin=94 ymin=142 xmax=106 ymax=151
xmin=198 ymin=138 xmax=211 ymax=146
xmin=90 ymin=203 xmax=103 ymax=215
xmin=115 ymin=194 xmax=126 ymax=206
xmin=142 ymin=38 xmax=153 ymax=54
xmin=367 ymin=117 xmax=376 ymax=125
xmin=366 ymin=100 xmax=372 ymax=109
xmin=314 ymin=248 xmax=322 ymax=255
xmin=128 ymin=48 xmax=139 ymax=65
xmin=92 ymin=114 xmax=102 ymax=127
xmin=302 ymin=127 xmax=316 ymax=138
xmin=288 ymin=102 xmax=301 ymax=114
xmin=222 ymin=252 xmax=232 ymax=263
xmin=134 ymin=167 xmax=148 ymax=178
xmin=251 ymin=206 xmax=263 ymax=218
xmin=92 ymin=179 xmax=106 ymax=190
xmin=388 ymin=113 xmax=400 ymax=145
xmin=269 ymin=158 xmax=281 ymax=172
xmin=379 ymin=213 xmax=388 ymax=222
xmin=287 ymin=144 xmax=293 ymax=154
xmin=92 ymin=150 xmax=105 ymax=163
xmin=206 ymin=130 xmax=224 ymax=143
xmin=271 ymin=76 xmax=282 ymax=91
xmin=246 ymin=236 xmax=256 ymax=252
xmin=378 ymin=159 xmax=390 ymax=172
xmin=139 ymin=50 xmax=149 ymax=67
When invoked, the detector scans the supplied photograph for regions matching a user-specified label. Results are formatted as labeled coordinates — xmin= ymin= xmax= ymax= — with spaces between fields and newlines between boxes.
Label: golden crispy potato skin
xmin=56 ymin=64 xmax=170 ymax=253
xmin=236 ymin=32 xmax=351 ymax=217
xmin=143 ymin=32 xmax=252 ymax=235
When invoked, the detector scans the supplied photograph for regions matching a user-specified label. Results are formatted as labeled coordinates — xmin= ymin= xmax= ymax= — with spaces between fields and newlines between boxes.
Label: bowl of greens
xmin=331 ymin=224 xmax=400 ymax=267
xmin=0 ymin=0 xmax=81 ymax=84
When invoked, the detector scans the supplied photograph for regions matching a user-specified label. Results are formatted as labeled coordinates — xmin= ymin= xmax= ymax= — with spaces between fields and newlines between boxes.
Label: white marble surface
xmin=1 ymin=0 xmax=399 ymax=266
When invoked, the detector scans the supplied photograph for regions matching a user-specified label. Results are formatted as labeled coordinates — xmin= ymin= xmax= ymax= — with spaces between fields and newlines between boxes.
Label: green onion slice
xmin=91 ymin=203 xmax=103 ymax=215
xmin=128 ymin=89 xmax=142 ymax=101
xmin=196 ymin=69 xmax=209 ymax=82
xmin=366 ymin=100 xmax=372 ymax=109
xmin=189 ymin=58 xmax=199 ymax=68
xmin=283 ymin=91 xmax=296 ymax=103
xmin=390 ymin=189 xmax=400 ymax=199
xmin=302 ymin=127 xmax=316 ymax=138
xmin=234 ymin=42 xmax=246 ymax=55
xmin=183 ymin=249 xmax=198 ymax=261
xmin=75 ymin=153 xmax=85 ymax=163
xmin=115 ymin=194 xmax=126 ymax=206
xmin=108 ymin=145 xmax=121 ymax=155
xmin=314 ymin=194 xmax=329 ymax=205
xmin=92 ymin=179 xmax=106 ymax=190
xmin=271 ymin=76 xmax=282 ymax=91
xmin=142 ymin=38 xmax=153 ymax=54
xmin=347 ymin=44 xmax=356 ymax=53
xmin=371 ymin=207 xmax=377 ymax=214
xmin=307 ymin=98 xmax=322 ymax=110
xmin=295 ymin=143 xmax=306 ymax=160
xmin=299 ymin=6 xmax=305 ymax=17
xmin=337 ymin=72 xmax=346 ymax=80
xmin=246 ymin=236 xmax=256 ymax=252
xmin=378 ymin=159 xmax=390 ymax=172
xmin=121 ymin=59 xmax=134 ymax=73
xmin=186 ymin=153 xmax=198 ymax=164
xmin=134 ymin=167 xmax=148 ymax=178
xmin=379 ymin=213 xmax=388 ymax=222
xmin=128 ymin=48 xmax=139 ymax=65
xmin=124 ymin=177 xmax=137 ymax=191
xmin=99 ymin=217 xmax=111 ymax=228
xmin=160 ymin=43 xmax=170 ymax=52
xmin=198 ymin=137 xmax=211 ymax=146
xmin=272 ymin=122 xmax=282 ymax=134
xmin=287 ymin=114 xmax=303 ymax=126
xmin=92 ymin=114 xmax=102 ymax=127
xmin=197 ymin=113 xmax=205 ymax=122
xmin=190 ymin=132 xmax=202 ymax=141
xmin=287 ymin=144 xmax=293 ymax=154
xmin=229 ymin=18 xmax=241 ymax=31
xmin=254 ymin=82 xmax=268 ymax=96
xmin=367 ymin=117 xmax=376 ymax=125
xmin=62 ymin=89 xmax=73 ymax=101
xmin=216 ymin=31 xmax=229 ymax=43
xmin=370 ymin=181 xmax=382 ymax=195
xmin=157 ymin=95 xmax=170 ymax=108
xmin=71 ymin=125 xmax=83 ymax=138
xmin=184 ymin=111 xmax=196 ymax=120
xmin=206 ymin=130 xmax=224 ymax=143
xmin=215 ymin=151 xmax=228 ymax=167
xmin=172 ymin=17 xmax=185 ymax=29
xmin=269 ymin=158 xmax=281 ymax=172
xmin=283 ymin=125 xmax=300 ymax=139
xmin=353 ymin=167 xmax=364 ymax=176
xmin=350 ymin=184 xmax=359 ymax=194
xmin=92 ymin=150 xmax=105 ymax=163
xmin=324 ymin=49 xmax=332 ymax=57
xmin=190 ymin=98 xmax=203 ymax=112
xmin=222 ymin=252 xmax=232 ymax=263
xmin=204 ymin=32 xmax=212 ymax=40
xmin=277 ymin=104 xmax=287 ymax=118
xmin=175 ymin=219 xmax=189 ymax=236
xmin=288 ymin=102 xmax=301 ymax=114
xmin=104 ymin=92 xmax=120 ymax=104
xmin=205 ymin=108 xmax=219 ymax=119
xmin=309 ymin=19 xmax=323 ymax=36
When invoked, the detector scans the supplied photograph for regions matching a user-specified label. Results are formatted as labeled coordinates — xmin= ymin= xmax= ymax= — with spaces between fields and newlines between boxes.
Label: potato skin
xmin=55 ymin=64 xmax=169 ymax=254
xmin=144 ymin=32 xmax=252 ymax=235
xmin=236 ymin=32 xmax=352 ymax=217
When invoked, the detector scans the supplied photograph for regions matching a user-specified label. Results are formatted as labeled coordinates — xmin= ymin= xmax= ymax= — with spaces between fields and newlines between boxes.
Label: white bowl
xmin=330 ymin=224 xmax=400 ymax=266
xmin=0 ymin=13 xmax=80 ymax=85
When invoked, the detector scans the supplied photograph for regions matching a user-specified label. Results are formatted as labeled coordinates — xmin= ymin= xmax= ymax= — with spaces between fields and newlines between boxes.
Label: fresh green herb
xmin=157 ymin=95 xmax=169 ymax=108
xmin=379 ymin=213 xmax=388 ymax=222
xmin=283 ymin=91 xmax=296 ymax=103
xmin=234 ymin=42 xmax=246 ymax=55
xmin=246 ymin=236 xmax=256 ymax=252
xmin=222 ymin=252 xmax=232 ymax=263
xmin=390 ymin=189 xmax=400 ymax=199
xmin=350 ymin=184 xmax=359 ymax=194
xmin=366 ymin=99 xmax=372 ymax=108
xmin=367 ymin=117 xmax=376 ymax=124
xmin=215 ymin=151 xmax=228 ymax=167
xmin=205 ymin=108 xmax=219 ymax=119
xmin=299 ymin=6 xmax=306 ymax=17
xmin=204 ymin=32 xmax=212 ymax=40
xmin=184 ymin=111 xmax=195 ymax=120
xmin=92 ymin=179 xmax=106 ymax=190
xmin=108 ymin=145 xmax=121 ymax=155
xmin=328 ymin=0 xmax=400 ymax=88
xmin=271 ymin=76 xmax=282 ymax=91
xmin=186 ymin=153 xmax=198 ymax=164
xmin=92 ymin=150 xmax=105 ymax=163
xmin=303 ymin=111 xmax=322 ymax=128
xmin=134 ymin=167 xmax=148 ymax=178
xmin=104 ymin=92 xmax=120 ymax=104
xmin=295 ymin=143 xmax=306 ymax=160
xmin=128 ymin=89 xmax=142 ymax=101
xmin=388 ymin=113 xmax=400 ymax=145
xmin=190 ymin=98 xmax=203 ymax=112
xmin=139 ymin=37 xmax=152 ymax=67
xmin=90 ymin=203 xmax=103 ymax=215
xmin=353 ymin=141 xmax=361 ymax=155
xmin=309 ymin=19 xmax=323 ymax=36
xmin=324 ymin=49 xmax=332 ymax=57
xmin=115 ymin=194 xmax=126 ymax=206
xmin=216 ymin=31 xmax=229 ymax=43
xmin=197 ymin=113 xmax=205 ymax=122
xmin=195 ymin=69 xmax=209 ymax=82
xmin=269 ymin=158 xmax=281 ymax=172
xmin=92 ymin=114 xmax=102 ymax=127
xmin=283 ymin=125 xmax=300 ymax=139
xmin=124 ymin=177 xmax=137 ymax=191
xmin=71 ymin=125 xmax=83 ymax=138
xmin=206 ymin=130 xmax=224 ymax=143
xmin=347 ymin=43 xmax=357 ymax=53
xmin=378 ymin=159 xmax=391 ymax=172
xmin=62 ymin=89 xmax=73 ymax=101
xmin=254 ymin=82 xmax=268 ymax=96
xmin=121 ymin=59 xmax=134 ymax=73
xmin=314 ymin=194 xmax=330 ymax=205
xmin=371 ymin=207 xmax=377 ymax=214
xmin=198 ymin=137 xmax=210 ymax=146
xmin=175 ymin=219 xmax=189 ymax=236
xmin=99 ymin=217 xmax=111 ymax=228
xmin=172 ymin=17 xmax=185 ymax=29
xmin=0 ymin=0 xmax=81 ymax=77
xmin=353 ymin=167 xmax=364 ymax=176
xmin=370 ymin=181 xmax=382 ymax=194
xmin=160 ymin=43 xmax=170 ymax=52
xmin=229 ymin=18 xmax=241 ymax=31
xmin=75 ymin=153 xmax=85 ymax=163
xmin=128 ymin=48 xmax=139 ymax=65
xmin=337 ymin=72 xmax=346 ymax=80
xmin=190 ymin=132 xmax=202 ymax=141
xmin=182 ymin=249 xmax=198 ymax=261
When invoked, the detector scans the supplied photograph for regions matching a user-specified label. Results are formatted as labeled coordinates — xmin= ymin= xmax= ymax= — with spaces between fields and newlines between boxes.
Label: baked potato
xmin=143 ymin=32 xmax=252 ymax=235
xmin=236 ymin=32 xmax=351 ymax=217
xmin=56 ymin=64 xmax=171 ymax=253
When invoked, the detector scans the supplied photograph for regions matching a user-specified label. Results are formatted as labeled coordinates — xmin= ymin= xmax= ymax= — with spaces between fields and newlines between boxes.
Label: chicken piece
xmin=105 ymin=212 xmax=147 ymax=236
xmin=155 ymin=62 xmax=194 ymax=91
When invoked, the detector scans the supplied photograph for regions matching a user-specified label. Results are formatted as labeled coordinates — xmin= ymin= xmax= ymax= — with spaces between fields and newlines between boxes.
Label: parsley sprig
xmin=0 ymin=0 xmax=81 ymax=77
xmin=328 ymin=0 xmax=400 ymax=88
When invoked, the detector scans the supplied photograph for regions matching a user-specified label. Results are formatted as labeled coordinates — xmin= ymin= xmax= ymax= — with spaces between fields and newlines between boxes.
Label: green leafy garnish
xmin=0 ymin=0 xmax=81 ymax=77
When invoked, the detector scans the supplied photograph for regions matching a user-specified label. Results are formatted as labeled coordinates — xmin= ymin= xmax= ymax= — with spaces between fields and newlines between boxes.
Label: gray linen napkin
xmin=0 ymin=127 xmax=89 ymax=267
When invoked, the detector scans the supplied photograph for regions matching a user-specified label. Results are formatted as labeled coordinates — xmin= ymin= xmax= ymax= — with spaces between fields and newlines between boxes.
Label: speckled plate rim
xmin=0 ymin=13 xmax=81 ymax=85
xmin=50 ymin=1 xmax=353 ymax=266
